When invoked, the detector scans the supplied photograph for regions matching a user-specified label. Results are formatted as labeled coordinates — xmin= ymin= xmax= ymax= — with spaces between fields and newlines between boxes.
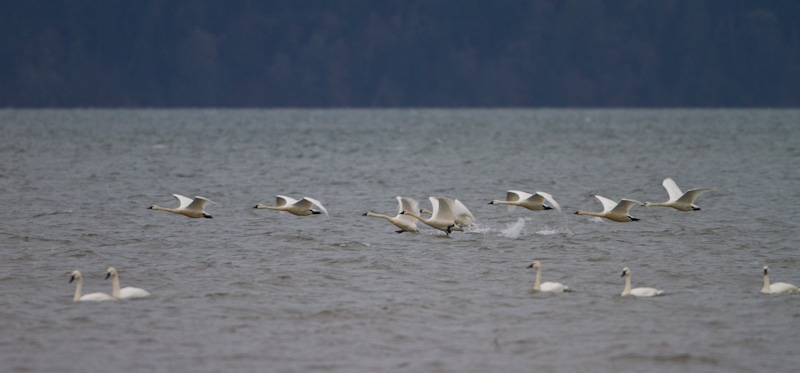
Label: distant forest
xmin=1 ymin=0 xmax=799 ymax=107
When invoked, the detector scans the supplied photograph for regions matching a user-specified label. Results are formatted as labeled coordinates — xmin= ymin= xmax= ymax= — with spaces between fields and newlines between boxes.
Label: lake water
xmin=1 ymin=109 xmax=798 ymax=372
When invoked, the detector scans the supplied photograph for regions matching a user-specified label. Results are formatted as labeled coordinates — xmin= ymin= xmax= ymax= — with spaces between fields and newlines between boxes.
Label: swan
xmin=106 ymin=267 xmax=151 ymax=299
xmin=620 ymin=267 xmax=663 ymax=297
xmin=148 ymin=194 xmax=214 ymax=218
xmin=70 ymin=270 xmax=115 ymax=301
xmin=645 ymin=178 xmax=711 ymax=211
xmin=575 ymin=195 xmax=642 ymax=222
xmin=363 ymin=196 xmax=420 ymax=233
xmin=401 ymin=196 xmax=470 ymax=236
xmin=490 ymin=190 xmax=562 ymax=213
xmin=253 ymin=195 xmax=329 ymax=217
xmin=761 ymin=265 xmax=799 ymax=294
xmin=527 ymin=261 xmax=571 ymax=292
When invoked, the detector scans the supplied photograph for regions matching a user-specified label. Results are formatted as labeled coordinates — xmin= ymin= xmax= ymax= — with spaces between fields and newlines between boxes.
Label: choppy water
xmin=1 ymin=109 xmax=799 ymax=372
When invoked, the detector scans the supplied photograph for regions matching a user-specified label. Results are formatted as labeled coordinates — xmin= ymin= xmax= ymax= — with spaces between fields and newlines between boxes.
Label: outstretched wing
xmin=611 ymin=199 xmax=642 ymax=215
xmin=396 ymin=197 xmax=420 ymax=223
xmin=451 ymin=198 xmax=476 ymax=226
xmin=433 ymin=197 xmax=457 ymax=221
xmin=302 ymin=197 xmax=329 ymax=217
xmin=594 ymin=195 xmax=618 ymax=213
xmin=677 ymin=188 xmax=711 ymax=204
xmin=662 ymin=178 xmax=683 ymax=202
xmin=428 ymin=197 xmax=442 ymax=218
xmin=187 ymin=196 xmax=213 ymax=212
xmin=172 ymin=194 xmax=194 ymax=209
xmin=276 ymin=195 xmax=297 ymax=207
xmin=506 ymin=190 xmax=530 ymax=202
xmin=534 ymin=191 xmax=561 ymax=212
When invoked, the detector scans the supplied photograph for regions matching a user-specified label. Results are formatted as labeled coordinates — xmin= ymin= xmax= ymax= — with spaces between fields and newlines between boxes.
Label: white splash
xmin=500 ymin=218 xmax=527 ymax=238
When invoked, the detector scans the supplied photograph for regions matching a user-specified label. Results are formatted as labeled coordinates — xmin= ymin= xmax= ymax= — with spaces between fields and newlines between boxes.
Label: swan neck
xmin=646 ymin=202 xmax=669 ymax=207
xmin=622 ymin=275 xmax=632 ymax=295
xmin=366 ymin=212 xmax=391 ymax=220
xmin=151 ymin=205 xmax=178 ymax=213
xmin=111 ymin=274 xmax=121 ymax=298
xmin=762 ymin=273 xmax=771 ymax=293
xmin=534 ymin=267 xmax=542 ymax=291
xmin=73 ymin=277 xmax=82 ymax=301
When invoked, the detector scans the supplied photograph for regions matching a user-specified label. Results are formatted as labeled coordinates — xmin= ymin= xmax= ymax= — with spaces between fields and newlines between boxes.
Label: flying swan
xmin=254 ymin=195 xmax=329 ymax=217
xmin=575 ymin=195 xmax=642 ymax=222
xmin=401 ymin=196 xmax=474 ymax=236
xmin=364 ymin=196 xmax=421 ymax=233
xmin=148 ymin=194 xmax=215 ymax=218
xmin=106 ymin=267 xmax=151 ymax=299
xmin=645 ymin=178 xmax=711 ymax=211
xmin=620 ymin=267 xmax=663 ymax=297
xmin=761 ymin=265 xmax=799 ymax=295
xmin=527 ymin=261 xmax=571 ymax=292
xmin=70 ymin=270 xmax=114 ymax=301
xmin=490 ymin=190 xmax=561 ymax=213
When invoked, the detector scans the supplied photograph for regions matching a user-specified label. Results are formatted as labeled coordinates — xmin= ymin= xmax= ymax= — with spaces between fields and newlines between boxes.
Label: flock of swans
xmin=73 ymin=177 xmax=797 ymax=300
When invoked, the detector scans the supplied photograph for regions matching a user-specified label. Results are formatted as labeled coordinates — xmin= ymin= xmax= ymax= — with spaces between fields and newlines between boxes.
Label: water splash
xmin=500 ymin=218 xmax=527 ymax=238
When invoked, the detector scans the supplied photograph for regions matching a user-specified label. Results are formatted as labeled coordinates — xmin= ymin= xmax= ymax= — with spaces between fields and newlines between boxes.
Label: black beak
xmin=105 ymin=273 xmax=111 ymax=280
xmin=544 ymin=205 xmax=553 ymax=210
xmin=630 ymin=217 xmax=640 ymax=221
xmin=147 ymin=206 xmax=154 ymax=209
xmin=527 ymin=263 xmax=533 ymax=268
xmin=399 ymin=210 xmax=406 ymax=215
xmin=311 ymin=210 xmax=321 ymax=215
xmin=69 ymin=275 xmax=75 ymax=283
xmin=574 ymin=211 xmax=579 ymax=214
xmin=488 ymin=201 xmax=494 ymax=205
xmin=620 ymin=272 xmax=626 ymax=277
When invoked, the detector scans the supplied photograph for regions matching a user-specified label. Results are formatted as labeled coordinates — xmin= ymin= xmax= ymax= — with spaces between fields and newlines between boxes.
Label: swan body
xmin=490 ymin=190 xmax=561 ymax=213
xmin=106 ymin=267 xmax=151 ymax=299
xmin=364 ymin=196 xmax=420 ymax=233
xmin=148 ymin=194 xmax=214 ymax=218
xmin=575 ymin=195 xmax=642 ymax=222
xmin=528 ymin=261 xmax=570 ymax=292
xmin=70 ymin=270 xmax=115 ymax=301
xmin=621 ymin=267 xmax=663 ymax=297
xmin=645 ymin=178 xmax=711 ymax=211
xmin=254 ymin=195 xmax=329 ymax=217
xmin=761 ymin=266 xmax=799 ymax=294
xmin=401 ymin=197 xmax=473 ymax=236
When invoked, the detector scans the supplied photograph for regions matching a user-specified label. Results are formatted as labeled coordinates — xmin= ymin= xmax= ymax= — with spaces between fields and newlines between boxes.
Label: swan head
xmin=629 ymin=216 xmax=640 ymax=221
xmin=69 ymin=270 xmax=81 ymax=283
xmin=543 ymin=205 xmax=553 ymax=210
xmin=399 ymin=210 xmax=408 ymax=215
xmin=574 ymin=211 xmax=581 ymax=215
xmin=363 ymin=211 xmax=370 ymax=216
xmin=105 ymin=267 xmax=118 ymax=280
xmin=692 ymin=205 xmax=701 ymax=211
xmin=527 ymin=261 xmax=541 ymax=269
xmin=763 ymin=266 xmax=769 ymax=275
xmin=252 ymin=205 xmax=260 ymax=209
xmin=203 ymin=213 xmax=213 ymax=219
xmin=621 ymin=267 xmax=631 ymax=277
xmin=147 ymin=206 xmax=154 ymax=209
xmin=311 ymin=210 xmax=321 ymax=215
xmin=420 ymin=208 xmax=432 ymax=215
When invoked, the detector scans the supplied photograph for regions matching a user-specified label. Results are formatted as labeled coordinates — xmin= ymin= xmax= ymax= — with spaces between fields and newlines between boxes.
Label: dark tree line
xmin=1 ymin=0 xmax=798 ymax=107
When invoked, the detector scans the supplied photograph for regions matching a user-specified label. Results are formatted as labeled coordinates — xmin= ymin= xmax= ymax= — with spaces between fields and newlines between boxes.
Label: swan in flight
xmin=645 ymin=178 xmax=711 ymax=211
xmin=527 ymin=261 xmax=571 ymax=292
xmin=489 ymin=190 xmax=561 ymax=213
xmin=575 ymin=195 xmax=642 ymax=222
xmin=364 ymin=196 xmax=420 ymax=233
xmin=761 ymin=266 xmax=799 ymax=294
xmin=148 ymin=194 xmax=214 ymax=218
xmin=254 ymin=195 xmax=329 ymax=217
xmin=106 ymin=267 xmax=151 ymax=299
xmin=401 ymin=196 xmax=474 ymax=236
xmin=620 ymin=267 xmax=663 ymax=297
xmin=70 ymin=270 xmax=114 ymax=301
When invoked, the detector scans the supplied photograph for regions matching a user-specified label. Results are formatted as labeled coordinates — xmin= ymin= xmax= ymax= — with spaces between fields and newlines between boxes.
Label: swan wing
xmin=172 ymin=194 xmax=194 ymax=209
xmin=276 ymin=195 xmax=297 ymax=207
xmin=631 ymin=287 xmax=662 ymax=297
xmin=611 ymin=199 xmax=642 ymax=215
xmin=594 ymin=195 xmax=618 ymax=213
xmin=396 ymin=197 xmax=420 ymax=223
xmin=662 ymin=178 xmax=683 ymax=202
xmin=302 ymin=197 xmax=329 ymax=217
xmin=186 ymin=196 xmax=213 ymax=212
xmin=540 ymin=282 xmax=567 ymax=292
xmin=677 ymin=188 xmax=711 ymax=204
xmin=507 ymin=190 xmax=531 ymax=202
xmin=433 ymin=197 xmax=457 ymax=221
xmin=428 ymin=197 xmax=442 ymax=218
xmin=120 ymin=287 xmax=151 ymax=299
xmin=535 ymin=191 xmax=561 ymax=212
xmin=452 ymin=199 xmax=476 ymax=226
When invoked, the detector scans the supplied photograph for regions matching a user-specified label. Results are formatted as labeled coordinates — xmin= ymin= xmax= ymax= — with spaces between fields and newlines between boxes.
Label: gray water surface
xmin=1 ymin=109 xmax=799 ymax=372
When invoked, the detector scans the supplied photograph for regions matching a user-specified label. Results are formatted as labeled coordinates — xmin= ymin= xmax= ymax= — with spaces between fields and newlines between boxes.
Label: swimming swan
xmin=106 ymin=267 xmax=151 ymax=299
xmin=70 ymin=270 xmax=114 ymax=301
xmin=401 ymin=196 xmax=473 ymax=236
xmin=148 ymin=194 xmax=215 ymax=218
xmin=490 ymin=190 xmax=561 ymax=213
xmin=364 ymin=196 xmax=420 ymax=233
xmin=645 ymin=178 xmax=711 ymax=211
xmin=527 ymin=261 xmax=570 ymax=292
xmin=620 ymin=267 xmax=663 ymax=297
xmin=761 ymin=266 xmax=799 ymax=294
xmin=253 ymin=195 xmax=329 ymax=217
xmin=575 ymin=195 xmax=642 ymax=222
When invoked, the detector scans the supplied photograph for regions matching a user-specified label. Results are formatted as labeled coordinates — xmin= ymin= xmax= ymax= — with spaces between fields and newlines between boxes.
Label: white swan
xmin=620 ymin=267 xmax=663 ymax=297
xmin=364 ymin=196 xmax=420 ymax=233
xmin=527 ymin=261 xmax=570 ymax=292
xmin=106 ymin=267 xmax=151 ymax=299
xmin=645 ymin=178 xmax=712 ymax=211
xmin=148 ymin=194 xmax=215 ymax=218
xmin=575 ymin=195 xmax=642 ymax=222
xmin=70 ymin=270 xmax=114 ymax=301
xmin=253 ymin=195 xmax=329 ymax=217
xmin=761 ymin=265 xmax=799 ymax=294
xmin=401 ymin=196 xmax=472 ymax=236
xmin=490 ymin=190 xmax=561 ymax=213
